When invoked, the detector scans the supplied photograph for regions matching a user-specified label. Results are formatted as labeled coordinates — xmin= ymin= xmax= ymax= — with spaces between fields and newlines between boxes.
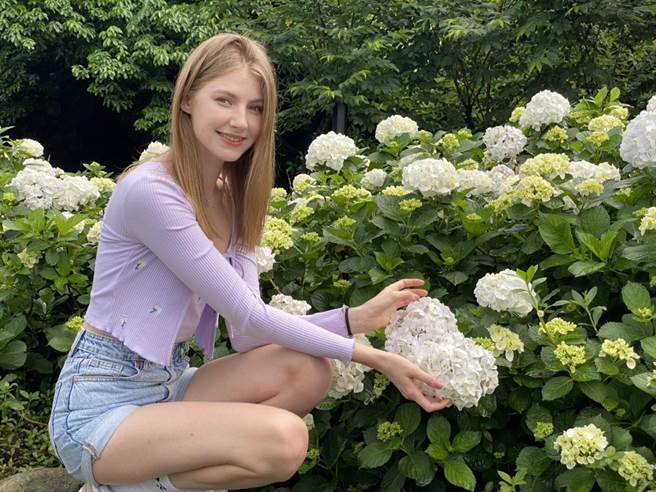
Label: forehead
xmin=200 ymin=65 xmax=263 ymax=99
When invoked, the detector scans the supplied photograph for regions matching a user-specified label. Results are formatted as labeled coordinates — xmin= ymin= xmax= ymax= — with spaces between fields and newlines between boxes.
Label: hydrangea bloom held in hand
xmin=474 ymin=269 xmax=535 ymax=315
xmin=384 ymin=297 xmax=498 ymax=410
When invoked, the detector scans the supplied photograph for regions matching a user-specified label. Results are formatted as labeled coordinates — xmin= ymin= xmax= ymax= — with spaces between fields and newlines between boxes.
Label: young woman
xmin=48 ymin=33 xmax=451 ymax=492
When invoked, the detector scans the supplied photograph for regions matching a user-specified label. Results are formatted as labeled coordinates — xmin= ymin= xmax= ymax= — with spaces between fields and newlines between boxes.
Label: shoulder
xmin=120 ymin=161 xmax=192 ymax=212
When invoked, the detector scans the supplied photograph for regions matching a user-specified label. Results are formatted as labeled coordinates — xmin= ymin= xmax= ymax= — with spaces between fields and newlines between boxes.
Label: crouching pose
xmin=48 ymin=33 xmax=451 ymax=492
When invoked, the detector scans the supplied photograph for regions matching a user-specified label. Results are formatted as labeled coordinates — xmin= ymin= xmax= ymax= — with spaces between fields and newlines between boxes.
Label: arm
xmin=226 ymin=248 xmax=351 ymax=352
xmin=122 ymin=174 xmax=355 ymax=365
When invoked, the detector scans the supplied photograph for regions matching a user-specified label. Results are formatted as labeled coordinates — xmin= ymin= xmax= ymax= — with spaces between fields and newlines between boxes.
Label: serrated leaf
xmin=542 ymin=376 xmax=573 ymax=400
xmin=516 ymin=447 xmax=551 ymax=477
xmin=427 ymin=414 xmax=451 ymax=444
xmin=451 ymin=431 xmax=481 ymax=453
xmin=622 ymin=282 xmax=652 ymax=314
xmin=443 ymin=459 xmax=476 ymax=491
xmin=358 ymin=441 xmax=393 ymax=468
xmin=395 ymin=403 xmax=421 ymax=437
xmin=597 ymin=322 xmax=645 ymax=343
xmin=555 ymin=467 xmax=595 ymax=492
xmin=538 ymin=215 xmax=575 ymax=254
xmin=398 ymin=451 xmax=435 ymax=486
xmin=641 ymin=337 xmax=656 ymax=358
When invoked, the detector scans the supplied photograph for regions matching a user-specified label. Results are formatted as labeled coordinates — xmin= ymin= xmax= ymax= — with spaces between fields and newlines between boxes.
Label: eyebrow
xmin=211 ymin=89 xmax=263 ymax=104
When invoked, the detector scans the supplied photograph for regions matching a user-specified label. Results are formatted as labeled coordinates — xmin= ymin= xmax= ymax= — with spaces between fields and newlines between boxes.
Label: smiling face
xmin=181 ymin=64 xmax=264 ymax=167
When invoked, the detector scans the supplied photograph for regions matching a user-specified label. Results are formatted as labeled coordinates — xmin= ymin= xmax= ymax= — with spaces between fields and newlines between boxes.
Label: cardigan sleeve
xmin=122 ymin=173 xmax=355 ymax=364
xmin=226 ymin=248 xmax=352 ymax=353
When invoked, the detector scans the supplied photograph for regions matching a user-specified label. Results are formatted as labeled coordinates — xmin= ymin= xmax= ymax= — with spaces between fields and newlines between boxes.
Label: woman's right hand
xmin=352 ymin=344 xmax=452 ymax=413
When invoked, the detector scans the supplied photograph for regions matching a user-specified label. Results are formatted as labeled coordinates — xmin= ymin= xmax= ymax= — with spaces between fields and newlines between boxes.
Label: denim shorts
xmin=48 ymin=329 xmax=197 ymax=486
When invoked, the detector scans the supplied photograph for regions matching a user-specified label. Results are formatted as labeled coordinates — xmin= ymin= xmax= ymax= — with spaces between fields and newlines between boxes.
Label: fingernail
xmin=434 ymin=379 xmax=443 ymax=388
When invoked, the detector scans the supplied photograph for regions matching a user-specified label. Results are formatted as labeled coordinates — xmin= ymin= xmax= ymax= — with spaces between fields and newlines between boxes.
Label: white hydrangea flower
xmin=256 ymin=246 xmax=276 ymax=273
xmin=397 ymin=152 xmax=428 ymax=169
xmin=53 ymin=175 xmax=100 ymax=211
xmin=483 ymin=125 xmax=527 ymax=161
xmin=86 ymin=220 xmax=102 ymax=244
xmin=385 ymin=297 xmax=498 ymax=410
xmin=487 ymin=164 xmax=517 ymax=196
xmin=620 ymin=110 xmax=656 ymax=169
xmin=457 ymin=169 xmax=494 ymax=196
xmin=305 ymin=131 xmax=356 ymax=172
xmin=519 ymin=90 xmax=571 ymax=131
xmin=568 ymin=160 xmax=620 ymax=183
xmin=647 ymin=95 xmax=656 ymax=113
xmin=588 ymin=115 xmax=624 ymax=132
xmin=8 ymin=167 xmax=62 ymax=209
xmin=474 ymin=269 xmax=534 ymax=316
xmin=292 ymin=173 xmax=316 ymax=192
xmin=22 ymin=158 xmax=63 ymax=177
xmin=328 ymin=334 xmax=373 ymax=399
xmin=639 ymin=207 xmax=656 ymax=235
xmin=554 ymin=424 xmax=608 ymax=470
xmin=17 ymin=248 xmax=41 ymax=269
xmin=268 ymin=293 xmax=311 ymax=316
xmin=375 ymin=115 xmax=419 ymax=144
xmin=402 ymin=158 xmax=458 ymax=197
xmin=61 ymin=211 xmax=86 ymax=233
xmin=361 ymin=169 xmax=387 ymax=190
xmin=140 ymin=141 xmax=169 ymax=161
xmin=18 ymin=138 xmax=44 ymax=157
xmin=384 ymin=297 xmax=460 ymax=358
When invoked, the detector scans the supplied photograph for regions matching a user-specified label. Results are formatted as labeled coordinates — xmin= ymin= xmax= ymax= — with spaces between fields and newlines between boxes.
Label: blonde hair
xmin=117 ymin=33 xmax=277 ymax=250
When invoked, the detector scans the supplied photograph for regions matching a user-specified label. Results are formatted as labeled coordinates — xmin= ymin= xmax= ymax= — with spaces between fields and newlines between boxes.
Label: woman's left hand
xmin=348 ymin=278 xmax=428 ymax=335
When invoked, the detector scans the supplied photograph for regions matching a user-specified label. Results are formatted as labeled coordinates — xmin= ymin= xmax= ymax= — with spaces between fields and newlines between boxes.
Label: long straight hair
xmin=117 ymin=33 xmax=277 ymax=250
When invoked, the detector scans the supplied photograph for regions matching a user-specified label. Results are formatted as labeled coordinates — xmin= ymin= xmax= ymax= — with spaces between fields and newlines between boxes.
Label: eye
xmin=249 ymin=105 xmax=264 ymax=114
xmin=215 ymin=97 xmax=231 ymax=106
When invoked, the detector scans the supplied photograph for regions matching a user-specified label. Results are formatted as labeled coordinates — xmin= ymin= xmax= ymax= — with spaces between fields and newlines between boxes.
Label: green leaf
xmin=595 ymin=357 xmax=620 ymax=376
xmin=0 ymin=340 xmax=27 ymax=369
xmin=443 ymin=459 xmax=476 ymax=491
xmin=47 ymin=325 xmax=77 ymax=353
xmin=622 ymin=282 xmax=652 ymax=314
xmin=568 ymin=260 xmax=606 ymax=277
xmin=375 ymin=195 xmax=404 ymax=221
xmin=571 ymin=362 xmax=601 ymax=382
xmin=451 ymin=431 xmax=481 ymax=453
xmin=426 ymin=442 xmax=450 ymax=461
xmin=381 ymin=462 xmax=406 ymax=492
xmin=542 ymin=376 xmax=573 ymax=400
xmin=526 ymin=403 xmax=552 ymax=431
xmin=427 ymin=414 xmax=451 ymax=445
xmin=395 ymin=403 xmax=421 ymax=437
xmin=358 ymin=441 xmax=393 ymax=468
xmin=594 ymin=468 xmax=630 ymax=492
xmin=611 ymin=426 xmax=632 ymax=450
xmin=579 ymin=207 xmax=610 ymax=236
xmin=555 ymin=467 xmax=595 ymax=492
xmin=598 ymin=322 xmax=646 ymax=343
xmin=516 ymin=447 xmax=551 ymax=477
xmin=538 ymin=215 xmax=575 ymax=254
xmin=639 ymin=414 xmax=656 ymax=439
xmin=398 ymin=451 xmax=435 ymax=486
xmin=641 ymin=337 xmax=656 ymax=358
xmin=630 ymin=373 xmax=656 ymax=397
xmin=579 ymin=382 xmax=619 ymax=411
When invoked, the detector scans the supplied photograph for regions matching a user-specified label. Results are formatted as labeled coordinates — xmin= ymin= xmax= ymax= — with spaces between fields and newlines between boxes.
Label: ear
xmin=181 ymin=94 xmax=192 ymax=114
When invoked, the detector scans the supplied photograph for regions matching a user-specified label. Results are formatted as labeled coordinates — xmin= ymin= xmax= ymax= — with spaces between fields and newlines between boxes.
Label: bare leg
xmin=91 ymin=344 xmax=332 ymax=490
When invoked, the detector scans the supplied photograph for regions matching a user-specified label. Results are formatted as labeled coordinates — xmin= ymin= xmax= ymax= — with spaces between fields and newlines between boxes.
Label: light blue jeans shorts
xmin=48 ymin=328 xmax=197 ymax=486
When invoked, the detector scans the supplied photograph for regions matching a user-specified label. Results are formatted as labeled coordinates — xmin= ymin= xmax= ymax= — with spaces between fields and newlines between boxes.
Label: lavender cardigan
xmin=83 ymin=161 xmax=355 ymax=365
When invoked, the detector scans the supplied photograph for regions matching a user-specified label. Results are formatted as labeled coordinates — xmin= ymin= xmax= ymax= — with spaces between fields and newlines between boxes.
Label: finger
xmin=413 ymin=391 xmax=452 ymax=412
xmin=389 ymin=278 xmax=425 ymax=291
xmin=413 ymin=370 xmax=443 ymax=389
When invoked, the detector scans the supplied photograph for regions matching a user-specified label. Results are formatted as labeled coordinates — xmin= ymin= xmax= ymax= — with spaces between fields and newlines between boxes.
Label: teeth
xmin=220 ymin=133 xmax=243 ymax=142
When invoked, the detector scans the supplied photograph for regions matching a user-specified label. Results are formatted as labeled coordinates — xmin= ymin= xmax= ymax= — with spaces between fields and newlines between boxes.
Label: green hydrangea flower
xmin=300 ymin=231 xmax=321 ymax=242
xmin=289 ymin=205 xmax=314 ymax=224
xmin=533 ymin=421 xmax=554 ymax=440
xmin=543 ymin=126 xmax=568 ymax=144
xmin=588 ymin=114 xmax=624 ymax=132
xmin=540 ymin=317 xmax=577 ymax=339
xmin=381 ymin=186 xmax=411 ymax=197
xmin=377 ymin=421 xmax=403 ymax=442
xmin=333 ymin=279 xmax=352 ymax=289
xmin=439 ymin=133 xmax=460 ymax=153
xmin=575 ymin=179 xmax=604 ymax=196
xmin=554 ymin=342 xmax=587 ymax=372
xmin=609 ymin=106 xmax=629 ymax=121
xmin=65 ymin=315 xmax=85 ymax=332
xmin=332 ymin=185 xmax=371 ymax=203
xmin=261 ymin=217 xmax=294 ymax=251
xmin=617 ymin=451 xmax=654 ymax=487
xmin=519 ymin=153 xmax=570 ymax=179
xmin=334 ymin=216 xmax=356 ymax=228
xmin=399 ymin=198 xmax=422 ymax=214
xmin=510 ymin=106 xmax=525 ymax=123
xmin=587 ymin=131 xmax=610 ymax=147
xmin=600 ymin=338 xmax=640 ymax=369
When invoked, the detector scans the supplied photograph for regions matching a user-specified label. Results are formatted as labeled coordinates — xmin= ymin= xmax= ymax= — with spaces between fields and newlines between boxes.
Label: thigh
xmin=181 ymin=343 xmax=332 ymax=403
xmin=93 ymin=401 xmax=308 ymax=485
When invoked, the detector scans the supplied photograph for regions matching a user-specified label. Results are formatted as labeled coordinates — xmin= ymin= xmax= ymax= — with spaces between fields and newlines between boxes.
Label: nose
xmin=229 ymin=106 xmax=248 ymax=129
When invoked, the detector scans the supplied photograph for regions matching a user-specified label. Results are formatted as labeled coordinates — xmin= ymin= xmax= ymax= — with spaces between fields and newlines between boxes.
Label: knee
xmin=260 ymin=413 xmax=309 ymax=481
xmin=293 ymin=354 xmax=333 ymax=397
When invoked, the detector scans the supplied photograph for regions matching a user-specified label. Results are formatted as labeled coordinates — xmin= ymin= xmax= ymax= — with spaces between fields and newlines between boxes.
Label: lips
xmin=217 ymin=131 xmax=246 ymax=146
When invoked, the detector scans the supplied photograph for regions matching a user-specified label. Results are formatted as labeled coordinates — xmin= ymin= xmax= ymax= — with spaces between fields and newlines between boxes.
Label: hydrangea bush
xmin=2 ymin=87 xmax=656 ymax=490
